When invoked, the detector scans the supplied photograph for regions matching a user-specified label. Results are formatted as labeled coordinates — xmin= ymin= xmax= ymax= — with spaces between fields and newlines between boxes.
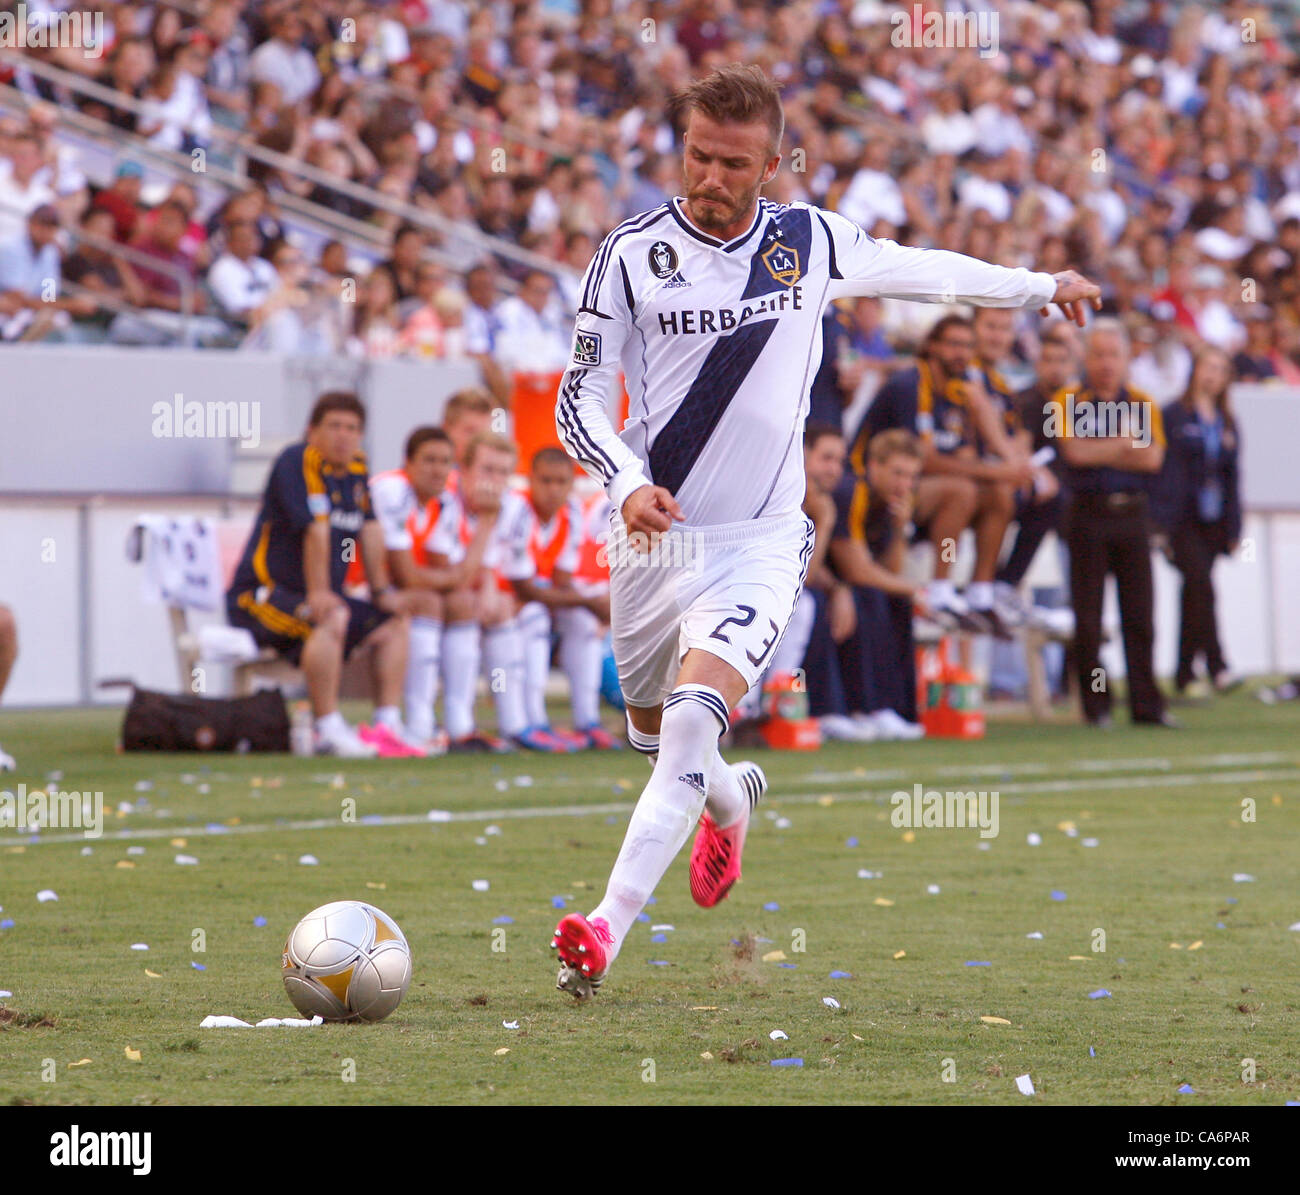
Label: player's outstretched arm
xmin=1041 ymin=269 xmax=1103 ymax=327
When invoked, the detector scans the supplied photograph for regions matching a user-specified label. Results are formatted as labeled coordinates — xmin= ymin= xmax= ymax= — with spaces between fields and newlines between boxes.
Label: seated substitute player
xmin=549 ymin=64 xmax=1100 ymax=999
xmin=514 ymin=448 xmax=620 ymax=750
xmin=425 ymin=432 xmax=569 ymax=753
xmin=828 ymin=429 xmax=927 ymax=740
xmin=849 ymin=314 xmax=1035 ymax=636
xmin=441 ymin=386 xmax=495 ymax=489
xmin=226 ymin=392 xmax=418 ymax=758
xmin=368 ymin=426 xmax=497 ymax=753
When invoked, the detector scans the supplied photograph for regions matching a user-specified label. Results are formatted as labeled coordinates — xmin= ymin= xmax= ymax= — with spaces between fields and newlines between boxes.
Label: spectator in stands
xmin=249 ymin=11 xmax=320 ymax=108
xmin=1048 ymin=320 xmax=1170 ymax=728
xmin=90 ymin=161 xmax=146 ymax=243
xmin=137 ymin=42 xmax=214 ymax=155
xmin=202 ymin=0 xmax=252 ymax=119
xmin=85 ymin=37 xmax=155 ymax=133
xmin=0 ymin=204 xmax=94 ymax=340
xmin=1158 ymin=346 xmax=1243 ymax=697
xmin=380 ymin=224 xmax=427 ymax=305
xmin=318 ymin=239 xmax=349 ymax=280
xmin=399 ymin=261 xmax=448 ymax=356
xmin=0 ymin=131 xmax=56 ymax=243
xmin=1129 ymin=300 xmax=1193 ymax=402
xmin=850 ymin=315 xmax=1032 ymax=635
xmin=347 ymin=267 xmax=402 ymax=358
xmin=132 ymin=199 xmax=206 ymax=315
xmin=62 ymin=205 xmax=147 ymax=340
xmin=0 ymin=604 xmax=14 ymax=771
xmin=827 ymin=429 xmax=927 ymax=741
xmin=1231 ymin=307 xmax=1280 ymax=383
xmin=207 ymin=218 xmax=277 ymax=326
xmin=494 ymin=268 xmax=570 ymax=375
xmin=464 ymin=262 xmax=509 ymax=403
xmin=226 ymin=391 xmax=419 ymax=758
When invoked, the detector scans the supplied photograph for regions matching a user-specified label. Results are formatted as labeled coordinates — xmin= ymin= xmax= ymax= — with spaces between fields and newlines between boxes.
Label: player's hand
xmin=1042 ymin=270 xmax=1103 ymax=327
xmin=887 ymin=492 xmax=915 ymax=526
xmin=621 ymin=485 xmax=684 ymax=544
xmin=374 ymin=587 xmax=415 ymax=616
xmin=829 ymin=584 xmax=856 ymax=643
xmin=303 ymin=589 xmax=345 ymax=624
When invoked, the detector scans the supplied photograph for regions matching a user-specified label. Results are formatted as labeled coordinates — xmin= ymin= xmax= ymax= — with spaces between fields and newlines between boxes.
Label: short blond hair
xmin=463 ymin=430 xmax=516 ymax=469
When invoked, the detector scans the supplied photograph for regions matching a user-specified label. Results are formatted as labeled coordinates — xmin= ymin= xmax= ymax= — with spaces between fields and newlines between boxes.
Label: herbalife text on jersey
xmin=656 ymin=285 xmax=804 ymax=337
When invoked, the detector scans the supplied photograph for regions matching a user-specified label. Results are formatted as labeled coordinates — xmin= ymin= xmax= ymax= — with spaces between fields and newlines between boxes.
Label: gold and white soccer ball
xmin=281 ymin=900 xmax=412 ymax=1022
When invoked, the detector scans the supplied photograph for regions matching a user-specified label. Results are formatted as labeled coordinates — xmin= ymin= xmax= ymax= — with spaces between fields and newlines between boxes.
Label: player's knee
xmin=943 ymin=476 xmax=979 ymax=514
xmin=983 ymin=482 xmax=1016 ymax=518
xmin=408 ymin=589 xmax=443 ymax=620
xmin=444 ymin=588 xmax=474 ymax=623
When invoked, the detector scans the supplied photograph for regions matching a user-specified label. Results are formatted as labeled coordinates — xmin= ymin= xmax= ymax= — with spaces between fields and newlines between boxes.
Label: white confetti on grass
xmin=503 ymin=1020 xmax=519 ymax=1030
xmin=36 ymin=890 xmax=58 ymax=902
xmin=472 ymin=879 xmax=490 ymax=892
xmin=1233 ymin=873 xmax=1256 ymax=883
xmin=822 ymin=997 xmax=841 ymax=1009
xmin=130 ymin=943 xmax=149 ymax=951
xmin=1016 ymin=1074 xmax=1036 ymax=1096
xmin=298 ymin=855 xmax=319 ymax=866
xmin=769 ymin=1029 xmax=788 ymax=1041
xmin=174 ymin=854 xmax=198 ymax=865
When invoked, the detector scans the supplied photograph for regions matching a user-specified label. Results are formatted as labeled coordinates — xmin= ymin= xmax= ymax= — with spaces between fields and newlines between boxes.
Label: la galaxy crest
xmin=761 ymin=239 xmax=800 ymax=286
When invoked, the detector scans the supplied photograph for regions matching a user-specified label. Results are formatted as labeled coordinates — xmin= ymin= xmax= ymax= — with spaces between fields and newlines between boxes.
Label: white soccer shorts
xmin=609 ymin=512 xmax=815 ymax=708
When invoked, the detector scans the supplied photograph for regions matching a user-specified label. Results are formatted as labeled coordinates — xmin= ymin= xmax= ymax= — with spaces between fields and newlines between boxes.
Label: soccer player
xmin=426 ymin=432 xmax=568 ymax=752
xmin=368 ymin=426 xmax=493 ymax=752
xmin=226 ymin=392 xmax=418 ymax=758
xmin=441 ymin=387 xmax=495 ymax=485
xmin=0 ymin=603 xmax=15 ymax=771
xmin=549 ymin=64 xmax=1100 ymax=999
xmin=514 ymin=448 xmax=619 ymax=749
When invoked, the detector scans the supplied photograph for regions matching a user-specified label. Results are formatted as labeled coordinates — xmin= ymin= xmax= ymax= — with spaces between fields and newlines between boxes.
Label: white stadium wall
xmin=0 ymin=351 xmax=1297 ymax=707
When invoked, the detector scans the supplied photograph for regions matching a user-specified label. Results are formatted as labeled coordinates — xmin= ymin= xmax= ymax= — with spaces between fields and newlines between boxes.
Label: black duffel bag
xmin=120 ymin=685 xmax=290 ymax=752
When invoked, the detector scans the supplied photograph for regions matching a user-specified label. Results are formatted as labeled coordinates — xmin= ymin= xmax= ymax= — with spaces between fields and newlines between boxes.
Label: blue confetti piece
xmin=650 ymin=933 xmax=666 ymax=943
xmin=192 ymin=962 xmax=206 ymax=971
xmin=776 ymin=963 xmax=798 ymax=969
xmin=1286 ymin=1101 xmax=1300 ymax=1106
xmin=551 ymin=896 xmax=567 ymax=909
xmin=648 ymin=960 xmax=669 ymax=966
xmin=646 ymin=896 xmax=657 ymax=905
xmin=253 ymin=916 xmax=267 ymax=928
xmin=1216 ymin=922 xmax=1227 ymax=929
xmin=829 ymin=970 xmax=852 ymax=979
xmin=360 ymin=814 xmax=383 ymax=825
xmin=1178 ymin=1084 xmax=1195 ymax=1094
xmin=763 ymin=902 xmax=780 ymax=912
xmin=770 ymin=1058 xmax=803 ymax=1068
xmin=1226 ymin=897 xmax=1238 ymax=905
xmin=1089 ymin=1046 xmax=1096 ymax=1057
xmin=846 ymin=837 xmax=859 ymax=848
xmin=965 ymin=961 xmax=992 ymax=967
xmin=637 ymin=913 xmax=652 ymax=923
xmin=755 ymin=936 xmax=773 ymax=944
xmin=1088 ymin=989 xmax=1111 ymax=999
xmin=604 ymin=814 xmax=619 ymax=824
xmin=492 ymin=916 xmax=514 ymax=925
xmin=0 ymin=919 xmax=13 ymax=929
xmin=729 ymin=938 xmax=741 ymax=945
xmin=1050 ymin=890 xmax=1067 ymax=902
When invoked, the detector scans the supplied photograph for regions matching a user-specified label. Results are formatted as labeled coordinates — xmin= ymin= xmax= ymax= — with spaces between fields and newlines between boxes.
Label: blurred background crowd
xmin=0 ymin=0 xmax=1298 ymax=404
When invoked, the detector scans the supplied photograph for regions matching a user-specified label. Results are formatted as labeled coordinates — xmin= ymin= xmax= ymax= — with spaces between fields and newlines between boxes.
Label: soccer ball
xmin=281 ymin=900 xmax=412 ymax=1022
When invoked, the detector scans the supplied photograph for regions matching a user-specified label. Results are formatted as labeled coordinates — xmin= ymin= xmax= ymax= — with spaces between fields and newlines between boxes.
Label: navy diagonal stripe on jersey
xmin=648 ymin=318 xmax=779 ymax=494
xmin=741 ymin=206 xmax=813 ymax=300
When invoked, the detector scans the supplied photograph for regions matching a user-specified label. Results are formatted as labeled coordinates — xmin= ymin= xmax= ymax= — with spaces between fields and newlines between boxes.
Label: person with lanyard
xmin=1046 ymin=319 xmax=1173 ymax=728
xmin=1156 ymin=345 xmax=1243 ymax=697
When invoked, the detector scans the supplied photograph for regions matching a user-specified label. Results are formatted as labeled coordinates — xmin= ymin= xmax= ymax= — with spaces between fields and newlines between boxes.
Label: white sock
xmin=404 ymin=616 xmax=442 ymax=740
xmin=315 ymin=710 xmax=348 ymax=739
xmin=626 ymin=713 xmax=659 ymax=763
xmin=483 ymin=619 xmax=528 ymax=738
xmin=374 ymin=705 xmax=403 ymax=731
xmin=966 ymin=581 xmax=994 ymax=610
xmin=705 ymin=750 xmax=748 ymax=829
xmin=442 ymin=621 xmax=480 ymax=740
xmin=518 ymin=602 xmax=552 ymax=730
xmin=590 ymin=684 xmax=727 ymax=956
xmin=929 ymin=578 xmax=957 ymax=605
xmin=558 ymin=606 xmax=602 ymax=729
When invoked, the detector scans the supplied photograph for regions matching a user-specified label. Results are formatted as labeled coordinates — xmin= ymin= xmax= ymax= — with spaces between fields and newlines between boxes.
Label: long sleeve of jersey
xmin=556 ymin=228 xmax=654 ymax=512
xmin=819 ymin=208 xmax=1058 ymax=308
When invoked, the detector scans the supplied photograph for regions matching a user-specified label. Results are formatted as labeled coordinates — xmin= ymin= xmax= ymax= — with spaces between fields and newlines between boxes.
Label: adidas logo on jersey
xmin=678 ymin=772 xmax=706 ymax=795
xmin=661 ymin=270 xmax=691 ymax=289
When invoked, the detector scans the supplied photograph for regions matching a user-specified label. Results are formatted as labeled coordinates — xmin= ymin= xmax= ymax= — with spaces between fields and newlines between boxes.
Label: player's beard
xmin=688 ymin=177 xmax=761 ymax=235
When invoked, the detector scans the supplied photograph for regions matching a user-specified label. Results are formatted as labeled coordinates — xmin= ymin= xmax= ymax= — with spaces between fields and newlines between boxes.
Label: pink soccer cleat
xmin=359 ymin=722 xmax=427 ymax=758
xmin=689 ymin=762 xmax=766 ymax=907
xmin=551 ymin=913 xmax=614 ymax=1000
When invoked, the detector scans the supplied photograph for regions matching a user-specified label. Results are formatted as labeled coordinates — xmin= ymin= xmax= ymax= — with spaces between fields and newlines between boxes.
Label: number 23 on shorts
xmin=709 ymin=604 xmax=781 ymax=666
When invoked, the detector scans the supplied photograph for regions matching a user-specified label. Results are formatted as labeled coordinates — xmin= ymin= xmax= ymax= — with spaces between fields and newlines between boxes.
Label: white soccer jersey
xmin=428 ymin=487 xmax=535 ymax=582
xmin=369 ymin=469 xmax=418 ymax=551
xmin=520 ymin=490 xmax=582 ymax=583
xmin=557 ymin=196 xmax=1058 ymax=526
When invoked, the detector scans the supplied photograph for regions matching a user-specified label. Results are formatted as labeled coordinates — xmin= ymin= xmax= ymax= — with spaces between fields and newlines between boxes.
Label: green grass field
xmin=1 ymin=695 xmax=1297 ymax=1106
